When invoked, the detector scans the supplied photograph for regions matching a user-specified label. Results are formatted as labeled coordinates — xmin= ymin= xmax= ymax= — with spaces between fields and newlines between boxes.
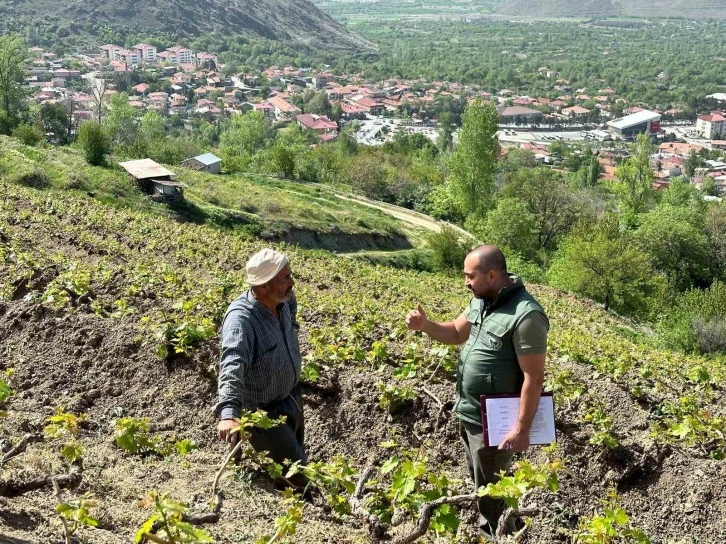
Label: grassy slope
xmin=0 ymin=137 xmax=420 ymax=251
xmin=1 ymin=146 xmax=726 ymax=541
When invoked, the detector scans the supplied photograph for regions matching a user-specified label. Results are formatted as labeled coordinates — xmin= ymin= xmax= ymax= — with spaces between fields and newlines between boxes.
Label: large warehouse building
xmin=607 ymin=110 xmax=661 ymax=139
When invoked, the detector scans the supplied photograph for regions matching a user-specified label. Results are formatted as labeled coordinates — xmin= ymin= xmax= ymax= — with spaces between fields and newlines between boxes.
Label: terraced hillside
xmin=1 ymin=151 xmax=726 ymax=543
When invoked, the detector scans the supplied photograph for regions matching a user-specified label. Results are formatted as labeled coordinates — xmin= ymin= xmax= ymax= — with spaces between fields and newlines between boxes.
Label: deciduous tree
xmin=0 ymin=35 xmax=28 ymax=124
xmin=614 ymin=133 xmax=655 ymax=221
xmin=547 ymin=217 xmax=663 ymax=317
xmin=447 ymin=99 xmax=499 ymax=217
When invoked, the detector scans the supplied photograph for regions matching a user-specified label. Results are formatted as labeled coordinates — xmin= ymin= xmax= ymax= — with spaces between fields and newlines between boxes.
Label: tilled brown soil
xmin=1 ymin=299 xmax=725 ymax=543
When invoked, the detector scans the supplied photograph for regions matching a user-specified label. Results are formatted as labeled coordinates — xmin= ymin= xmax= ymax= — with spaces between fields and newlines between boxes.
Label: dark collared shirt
xmin=216 ymin=290 xmax=301 ymax=420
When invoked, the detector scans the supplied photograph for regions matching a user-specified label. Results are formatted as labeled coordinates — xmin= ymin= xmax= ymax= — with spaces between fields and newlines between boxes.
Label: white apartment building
xmin=100 ymin=44 xmax=122 ymax=61
xmin=133 ymin=43 xmax=158 ymax=63
xmin=166 ymin=46 xmax=193 ymax=65
xmin=696 ymin=112 xmax=726 ymax=139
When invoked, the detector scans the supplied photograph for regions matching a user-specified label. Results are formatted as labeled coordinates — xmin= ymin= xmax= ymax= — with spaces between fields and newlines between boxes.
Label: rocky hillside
xmin=0 ymin=0 xmax=373 ymax=51
xmin=493 ymin=0 xmax=726 ymax=19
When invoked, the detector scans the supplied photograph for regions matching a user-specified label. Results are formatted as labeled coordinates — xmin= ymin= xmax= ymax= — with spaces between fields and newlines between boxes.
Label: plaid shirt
xmin=216 ymin=290 xmax=301 ymax=419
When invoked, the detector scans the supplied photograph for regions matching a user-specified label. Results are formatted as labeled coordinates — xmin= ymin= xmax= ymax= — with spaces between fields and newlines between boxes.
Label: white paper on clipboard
xmin=481 ymin=393 xmax=556 ymax=448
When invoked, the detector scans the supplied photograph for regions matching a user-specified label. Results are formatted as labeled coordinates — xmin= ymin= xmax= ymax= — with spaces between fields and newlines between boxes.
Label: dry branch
xmin=496 ymin=506 xmax=539 ymax=539
xmin=421 ymin=387 xmax=443 ymax=408
xmin=0 ymin=433 xmax=43 ymax=470
xmin=422 ymin=387 xmax=448 ymax=431
xmin=392 ymin=493 xmax=479 ymax=544
xmin=348 ymin=466 xmax=388 ymax=539
xmin=0 ymin=467 xmax=81 ymax=497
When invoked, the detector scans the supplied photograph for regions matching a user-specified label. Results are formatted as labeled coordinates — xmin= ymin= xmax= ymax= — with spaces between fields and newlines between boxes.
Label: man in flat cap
xmin=216 ymin=248 xmax=306 ymax=470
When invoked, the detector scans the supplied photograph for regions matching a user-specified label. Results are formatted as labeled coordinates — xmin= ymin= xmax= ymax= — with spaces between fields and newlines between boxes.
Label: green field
xmin=312 ymin=0 xmax=499 ymax=24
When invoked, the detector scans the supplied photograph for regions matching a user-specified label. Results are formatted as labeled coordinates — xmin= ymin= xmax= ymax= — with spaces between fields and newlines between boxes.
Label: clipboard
xmin=480 ymin=392 xmax=556 ymax=448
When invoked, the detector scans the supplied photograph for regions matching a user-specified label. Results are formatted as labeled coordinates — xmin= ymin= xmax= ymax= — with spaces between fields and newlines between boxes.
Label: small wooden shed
xmin=181 ymin=153 xmax=222 ymax=175
xmin=118 ymin=159 xmax=186 ymax=203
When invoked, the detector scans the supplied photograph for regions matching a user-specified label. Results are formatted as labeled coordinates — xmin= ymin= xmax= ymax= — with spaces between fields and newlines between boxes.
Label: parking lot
xmin=352 ymin=119 xmax=612 ymax=147
xmin=497 ymin=129 xmax=609 ymax=144
xmin=353 ymin=118 xmax=440 ymax=146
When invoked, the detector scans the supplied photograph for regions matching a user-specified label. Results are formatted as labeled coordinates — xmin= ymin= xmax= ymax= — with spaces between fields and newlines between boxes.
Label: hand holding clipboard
xmin=480 ymin=392 xmax=556 ymax=449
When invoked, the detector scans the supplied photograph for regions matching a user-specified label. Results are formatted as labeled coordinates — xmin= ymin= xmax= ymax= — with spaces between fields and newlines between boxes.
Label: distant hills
xmin=492 ymin=0 xmax=726 ymax=20
xmin=0 ymin=0 xmax=374 ymax=51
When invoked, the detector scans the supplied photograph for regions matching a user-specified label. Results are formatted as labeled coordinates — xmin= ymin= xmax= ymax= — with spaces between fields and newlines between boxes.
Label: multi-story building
xmin=696 ymin=111 xmax=726 ymax=139
xmin=157 ymin=46 xmax=193 ymax=66
xmin=133 ymin=43 xmax=158 ymax=63
xmin=115 ymin=49 xmax=141 ymax=66
xmin=196 ymin=52 xmax=218 ymax=68
xmin=100 ymin=44 xmax=122 ymax=61
xmin=169 ymin=46 xmax=193 ymax=65
xmin=312 ymin=72 xmax=334 ymax=89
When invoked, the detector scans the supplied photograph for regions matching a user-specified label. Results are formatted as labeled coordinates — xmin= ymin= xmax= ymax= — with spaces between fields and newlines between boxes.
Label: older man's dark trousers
xmin=248 ymin=385 xmax=307 ymax=467
xmin=459 ymin=419 xmax=514 ymax=536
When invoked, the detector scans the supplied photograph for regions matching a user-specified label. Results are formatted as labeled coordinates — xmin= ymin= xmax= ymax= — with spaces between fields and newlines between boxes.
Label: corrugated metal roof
xmin=607 ymin=110 xmax=660 ymax=130
xmin=192 ymin=153 xmax=222 ymax=166
xmin=118 ymin=159 xmax=175 ymax=179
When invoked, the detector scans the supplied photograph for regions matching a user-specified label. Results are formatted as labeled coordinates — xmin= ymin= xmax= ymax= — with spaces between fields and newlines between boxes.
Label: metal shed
xmin=181 ymin=153 xmax=222 ymax=175
xmin=118 ymin=158 xmax=186 ymax=202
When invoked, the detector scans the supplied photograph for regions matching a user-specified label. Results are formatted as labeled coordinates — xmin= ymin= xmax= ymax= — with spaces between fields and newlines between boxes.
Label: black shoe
xmin=477 ymin=528 xmax=496 ymax=543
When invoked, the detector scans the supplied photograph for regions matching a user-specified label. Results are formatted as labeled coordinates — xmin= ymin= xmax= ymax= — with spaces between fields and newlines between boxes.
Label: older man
xmin=406 ymin=245 xmax=548 ymax=539
xmin=216 ymin=248 xmax=306 ymax=467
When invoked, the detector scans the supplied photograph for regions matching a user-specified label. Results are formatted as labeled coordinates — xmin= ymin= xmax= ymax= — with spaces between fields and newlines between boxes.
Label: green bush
xmin=77 ymin=121 xmax=111 ymax=166
xmin=0 ymin=109 xmax=12 ymax=135
xmin=506 ymin=252 xmax=545 ymax=284
xmin=657 ymin=281 xmax=726 ymax=353
xmin=12 ymin=123 xmax=44 ymax=146
xmin=692 ymin=318 xmax=726 ymax=354
xmin=427 ymin=225 xmax=470 ymax=272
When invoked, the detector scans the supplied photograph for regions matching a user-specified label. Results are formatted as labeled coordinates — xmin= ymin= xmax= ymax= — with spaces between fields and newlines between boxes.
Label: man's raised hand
xmin=405 ymin=303 xmax=428 ymax=331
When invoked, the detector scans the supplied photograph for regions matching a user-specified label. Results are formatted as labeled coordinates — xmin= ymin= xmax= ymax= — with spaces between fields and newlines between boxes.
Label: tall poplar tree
xmin=447 ymin=98 xmax=500 ymax=218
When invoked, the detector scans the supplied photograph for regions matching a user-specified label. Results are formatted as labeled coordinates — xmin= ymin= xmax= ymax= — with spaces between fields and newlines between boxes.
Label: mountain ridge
xmin=0 ymin=0 xmax=374 ymax=51
xmin=492 ymin=0 xmax=726 ymax=20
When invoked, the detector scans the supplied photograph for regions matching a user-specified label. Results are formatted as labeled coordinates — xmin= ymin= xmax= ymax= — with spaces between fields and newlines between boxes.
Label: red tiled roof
xmin=297 ymin=114 xmax=337 ymax=131
xmin=659 ymin=142 xmax=704 ymax=155
xmin=340 ymin=102 xmax=367 ymax=114
xmin=354 ymin=96 xmax=383 ymax=108
xmin=268 ymin=95 xmax=301 ymax=113
xmin=699 ymin=113 xmax=726 ymax=122
xmin=562 ymin=106 xmax=590 ymax=115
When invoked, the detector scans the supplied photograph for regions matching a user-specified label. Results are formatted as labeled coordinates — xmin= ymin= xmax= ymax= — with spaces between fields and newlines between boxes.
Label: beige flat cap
xmin=246 ymin=248 xmax=289 ymax=286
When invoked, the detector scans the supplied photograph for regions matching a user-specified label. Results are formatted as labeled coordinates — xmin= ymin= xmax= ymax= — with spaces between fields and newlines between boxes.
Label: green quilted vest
xmin=453 ymin=276 xmax=548 ymax=425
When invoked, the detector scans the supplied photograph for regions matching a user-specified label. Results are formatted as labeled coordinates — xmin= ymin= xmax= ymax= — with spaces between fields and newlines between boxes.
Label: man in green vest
xmin=405 ymin=244 xmax=549 ymax=540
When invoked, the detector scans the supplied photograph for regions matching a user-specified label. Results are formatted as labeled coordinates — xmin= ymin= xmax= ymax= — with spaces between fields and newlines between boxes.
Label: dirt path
xmin=309 ymin=183 xmax=477 ymax=240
